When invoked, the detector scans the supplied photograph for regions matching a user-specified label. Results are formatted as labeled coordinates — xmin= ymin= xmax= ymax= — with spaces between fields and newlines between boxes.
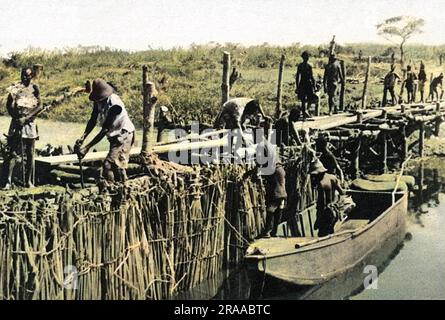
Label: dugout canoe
xmin=244 ymin=190 xmax=408 ymax=286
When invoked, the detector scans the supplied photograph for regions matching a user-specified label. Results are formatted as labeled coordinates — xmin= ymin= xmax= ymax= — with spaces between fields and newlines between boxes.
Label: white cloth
xmin=97 ymin=94 xmax=135 ymax=138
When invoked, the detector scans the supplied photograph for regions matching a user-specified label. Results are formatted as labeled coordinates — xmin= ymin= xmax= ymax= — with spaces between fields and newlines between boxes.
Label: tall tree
xmin=376 ymin=16 xmax=425 ymax=68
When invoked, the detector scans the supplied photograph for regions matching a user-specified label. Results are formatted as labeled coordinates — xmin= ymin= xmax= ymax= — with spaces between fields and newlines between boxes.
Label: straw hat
xmin=310 ymin=160 xmax=328 ymax=174
xmin=89 ymin=78 xmax=114 ymax=102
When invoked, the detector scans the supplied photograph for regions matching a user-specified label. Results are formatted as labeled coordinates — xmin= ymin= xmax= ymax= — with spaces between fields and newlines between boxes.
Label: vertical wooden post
xmin=400 ymin=124 xmax=408 ymax=162
xmin=361 ymin=56 xmax=371 ymax=109
xmin=381 ymin=110 xmax=388 ymax=173
xmin=339 ymin=60 xmax=346 ymax=111
xmin=419 ymin=121 xmax=425 ymax=157
xmin=141 ymin=65 xmax=158 ymax=156
xmin=353 ymin=136 xmax=361 ymax=179
xmin=435 ymin=102 xmax=442 ymax=136
xmin=222 ymin=52 xmax=231 ymax=105
xmin=275 ymin=54 xmax=285 ymax=119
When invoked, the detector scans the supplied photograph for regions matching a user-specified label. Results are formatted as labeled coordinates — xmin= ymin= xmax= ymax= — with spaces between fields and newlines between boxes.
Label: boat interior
xmin=246 ymin=190 xmax=405 ymax=256
xmin=283 ymin=190 xmax=405 ymax=239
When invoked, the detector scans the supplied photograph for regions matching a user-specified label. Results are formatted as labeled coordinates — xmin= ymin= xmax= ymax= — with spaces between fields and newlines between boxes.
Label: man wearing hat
xmin=75 ymin=78 xmax=135 ymax=183
xmin=323 ymin=54 xmax=344 ymax=115
xmin=296 ymin=51 xmax=317 ymax=118
xmin=310 ymin=159 xmax=344 ymax=237
xmin=2 ymin=67 xmax=41 ymax=189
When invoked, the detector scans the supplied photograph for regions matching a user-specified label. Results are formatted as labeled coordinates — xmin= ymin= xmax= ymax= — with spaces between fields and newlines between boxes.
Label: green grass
xmin=1 ymin=43 xmax=444 ymax=128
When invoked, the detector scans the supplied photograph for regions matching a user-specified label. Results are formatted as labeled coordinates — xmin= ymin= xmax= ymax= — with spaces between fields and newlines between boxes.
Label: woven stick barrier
xmin=0 ymin=163 xmax=269 ymax=300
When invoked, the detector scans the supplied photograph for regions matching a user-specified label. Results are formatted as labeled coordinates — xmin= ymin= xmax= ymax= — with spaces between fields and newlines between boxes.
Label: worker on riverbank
xmin=404 ymin=65 xmax=417 ymax=104
xmin=323 ymin=54 xmax=344 ymax=115
xmin=429 ymin=73 xmax=444 ymax=102
xmin=1 ymin=68 xmax=41 ymax=189
xmin=382 ymin=65 xmax=400 ymax=107
xmin=311 ymin=160 xmax=345 ymax=237
xmin=418 ymin=62 xmax=427 ymax=103
xmin=296 ymin=51 xmax=317 ymax=118
xmin=75 ymin=78 xmax=135 ymax=183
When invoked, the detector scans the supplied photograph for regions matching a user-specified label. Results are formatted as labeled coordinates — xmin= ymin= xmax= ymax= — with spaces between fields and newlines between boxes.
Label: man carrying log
xmin=1 ymin=68 xmax=41 ymax=189
xmin=382 ymin=65 xmax=400 ymax=107
xmin=295 ymin=51 xmax=317 ymax=118
xmin=75 ymin=78 xmax=135 ymax=183
xmin=311 ymin=160 xmax=345 ymax=237
xmin=430 ymin=73 xmax=444 ymax=102
xmin=418 ymin=62 xmax=427 ymax=103
xmin=323 ymin=54 xmax=344 ymax=115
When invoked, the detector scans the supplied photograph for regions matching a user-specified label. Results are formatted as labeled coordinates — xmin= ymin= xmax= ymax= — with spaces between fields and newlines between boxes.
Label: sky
xmin=0 ymin=0 xmax=444 ymax=55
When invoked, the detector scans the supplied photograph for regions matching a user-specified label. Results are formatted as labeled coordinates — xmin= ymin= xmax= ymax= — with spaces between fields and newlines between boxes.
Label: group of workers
xmin=1 ymin=71 xmax=136 ymax=190
xmin=295 ymin=51 xmax=344 ymax=117
xmin=8 ymin=48 xmax=439 ymax=237
xmin=382 ymin=61 xmax=443 ymax=107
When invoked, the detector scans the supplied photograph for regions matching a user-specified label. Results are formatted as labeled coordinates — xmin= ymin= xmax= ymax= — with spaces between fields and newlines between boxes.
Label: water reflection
xmin=174 ymin=158 xmax=445 ymax=300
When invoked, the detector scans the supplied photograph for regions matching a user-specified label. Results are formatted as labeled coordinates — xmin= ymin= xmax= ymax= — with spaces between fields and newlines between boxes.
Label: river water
xmin=175 ymin=158 xmax=445 ymax=300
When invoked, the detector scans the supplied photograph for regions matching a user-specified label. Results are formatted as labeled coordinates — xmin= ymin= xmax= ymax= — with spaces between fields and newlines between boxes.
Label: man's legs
xmin=389 ymin=87 xmax=397 ymax=105
xmin=382 ymin=87 xmax=388 ymax=107
xmin=102 ymin=160 xmax=115 ymax=182
xmin=2 ymin=154 xmax=17 ymax=189
xmin=24 ymin=138 xmax=35 ymax=188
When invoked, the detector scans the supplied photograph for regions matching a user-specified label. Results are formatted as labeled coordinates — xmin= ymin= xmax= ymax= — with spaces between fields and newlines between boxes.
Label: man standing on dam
xmin=75 ymin=78 xmax=135 ymax=183
xmin=323 ymin=54 xmax=344 ymax=115
xmin=382 ymin=65 xmax=401 ymax=107
xmin=1 ymin=68 xmax=41 ymax=190
xmin=295 ymin=51 xmax=317 ymax=118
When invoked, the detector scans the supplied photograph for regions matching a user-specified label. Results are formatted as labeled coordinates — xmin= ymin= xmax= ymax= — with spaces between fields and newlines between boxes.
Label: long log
xmin=361 ymin=56 xmax=371 ymax=109
xmin=275 ymin=54 xmax=285 ymax=119
xmin=222 ymin=52 xmax=230 ymax=105
xmin=141 ymin=66 xmax=159 ymax=156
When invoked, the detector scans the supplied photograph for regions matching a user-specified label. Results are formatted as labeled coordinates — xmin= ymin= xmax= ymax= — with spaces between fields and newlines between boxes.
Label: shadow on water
xmin=174 ymin=158 xmax=445 ymax=300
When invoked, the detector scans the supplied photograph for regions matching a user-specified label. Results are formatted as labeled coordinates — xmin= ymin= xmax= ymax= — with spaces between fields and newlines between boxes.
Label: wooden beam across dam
xmin=36 ymin=102 xmax=445 ymax=167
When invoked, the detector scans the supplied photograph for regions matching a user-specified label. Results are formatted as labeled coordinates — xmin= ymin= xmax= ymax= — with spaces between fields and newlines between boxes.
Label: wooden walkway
xmin=35 ymin=102 xmax=444 ymax=167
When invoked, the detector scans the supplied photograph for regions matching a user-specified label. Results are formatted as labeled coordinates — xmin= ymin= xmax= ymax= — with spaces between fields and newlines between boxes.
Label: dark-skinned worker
xmin=382 ymin=65 xmax=400 ymax=107
xmin=2 ymin=68 xmax=41 ymax=190
xmin=296 ymin=51 xmax=317 ymax=118
xmin=273 ymin=108 xmax=302 ymax=147
xmin=311 ymin=160 xmax=345 ymax=237
xmin=404 ymin=65 xmax=417 ymax=104
xmin=75 ymin=78 xmax=135 ymax=183
xmin=418 ymin=62 xmax=427 ymax=103
xmin=214 ymin=98 xmax=270 ymax=131
xmin=323 ymin=53 xmax=344 ymax=115
xmin=245 ymin=138 xmax=287 ymax=238
xmin=430 ymin=73 xmax=443 ymax=102
xmin=316 ymin=137 xmax=344 ymax=183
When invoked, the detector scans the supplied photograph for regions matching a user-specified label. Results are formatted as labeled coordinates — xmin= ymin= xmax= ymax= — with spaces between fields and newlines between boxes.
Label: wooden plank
xmin=36 ymin=137 xmax=229 ymax=167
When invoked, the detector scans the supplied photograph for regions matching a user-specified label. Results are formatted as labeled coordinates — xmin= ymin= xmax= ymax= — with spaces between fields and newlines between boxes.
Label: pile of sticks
xmin=0 ymin=163 xmax=267 ymax=300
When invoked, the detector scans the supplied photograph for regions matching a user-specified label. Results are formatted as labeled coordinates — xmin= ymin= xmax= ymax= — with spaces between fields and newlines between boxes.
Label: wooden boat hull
xmin=245 ymin=191 xmax=408 ymax=286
